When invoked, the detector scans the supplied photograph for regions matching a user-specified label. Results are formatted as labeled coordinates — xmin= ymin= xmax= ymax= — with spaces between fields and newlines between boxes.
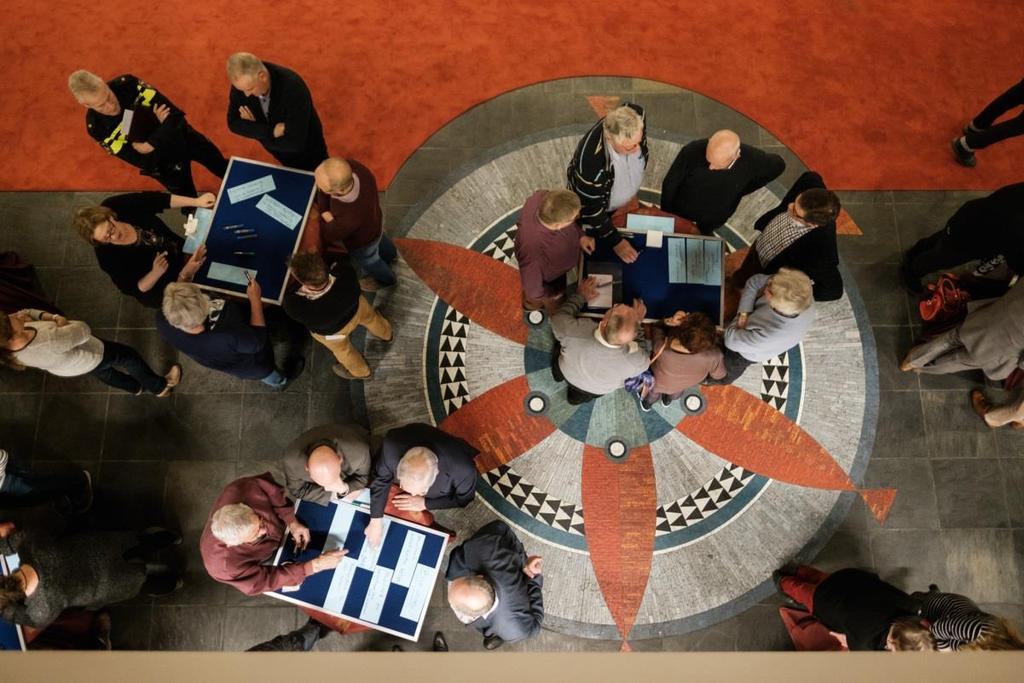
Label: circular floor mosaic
xmin=357 ymin=116 xmax=879 ymax=641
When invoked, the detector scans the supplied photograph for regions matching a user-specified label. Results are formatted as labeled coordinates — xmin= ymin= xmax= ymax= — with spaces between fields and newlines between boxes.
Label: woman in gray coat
xmin=0 ymin=522 xmax=181 ymax=630
xmin=901 ymin=279 xmax=1024 ymax=379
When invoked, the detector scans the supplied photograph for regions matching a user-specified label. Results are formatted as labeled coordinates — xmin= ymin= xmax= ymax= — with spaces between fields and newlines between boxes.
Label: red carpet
xmin=2 ymin=0 xmax=1022 ymax=191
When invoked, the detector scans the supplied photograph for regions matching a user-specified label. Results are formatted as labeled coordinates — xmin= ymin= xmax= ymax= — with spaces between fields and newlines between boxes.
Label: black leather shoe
xmin=432 ymin=631 xmax=449 ymax=652
xmin=483 ymin=635 xmax=505 ymax=650
xmin=951 ymin=137 xmax=976 ymax=167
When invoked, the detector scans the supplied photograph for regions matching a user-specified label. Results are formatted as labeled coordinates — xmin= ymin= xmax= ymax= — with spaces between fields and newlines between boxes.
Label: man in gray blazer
xmin=281 ymin=423 xmax=372 ymax=505
xmin=445 ymin=520 xmax=544 ymax=650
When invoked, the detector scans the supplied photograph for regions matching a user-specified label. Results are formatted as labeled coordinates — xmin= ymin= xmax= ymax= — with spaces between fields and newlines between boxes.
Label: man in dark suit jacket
xmin=661 ymin=130 xmax=785 ymax=235
xmin=731 ymin=171 xmax=844 ymax=302
xmin=446 ymin=520 xmax=544 ymax=649
xmin=365 ymin=422 xmax=478 ymax=547
xmin=225 ymin=52 xmax=328 ymax=171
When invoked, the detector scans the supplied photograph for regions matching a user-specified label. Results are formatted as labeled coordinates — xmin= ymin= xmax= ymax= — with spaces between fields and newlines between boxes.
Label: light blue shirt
xmin=606 ymin=142 xmax=646 ymax=212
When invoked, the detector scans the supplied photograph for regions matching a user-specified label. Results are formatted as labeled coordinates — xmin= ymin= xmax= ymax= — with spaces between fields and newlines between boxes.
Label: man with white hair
xmin=549 ymin=276 xmax=651 ymax=405
xmin=721 ymin=268 xmax=816 ymax=383
xmin=282 ymin=423 xmax=372 ymax=505
xmin=567 ymin=103 xmax=649 ymax=264
xmin=226 ymin=52 xmax=327 ymax=171
xmin=661 ymin=129 xmax=785 ymax=235
xmin=446 ymin=520 xmax=544 ymax=650
xmin=200 ymin=473 xmax=347 ymax=595
xmin=365 ymin=423 xmax=479 ymax=547
xmin=68 ymin=69 xmax=227 ymax=198
xmin=156 ymin=280 xmax=298 ymax=389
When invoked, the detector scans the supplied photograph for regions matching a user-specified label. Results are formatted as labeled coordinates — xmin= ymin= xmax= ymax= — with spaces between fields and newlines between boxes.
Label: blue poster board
xmin=1 ymin=554 xmax=26 ymax=651
xmin=189 ymin=157 xmax=316 ymax=304
xmin=581 ymin=230 xmax=725 ymax=324
xmin=266 ymin=498 xmax=447 ymax=641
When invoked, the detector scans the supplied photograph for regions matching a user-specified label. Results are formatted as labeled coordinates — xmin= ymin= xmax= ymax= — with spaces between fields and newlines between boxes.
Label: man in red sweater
xmin=314 ymin=157 xmax=396 ymax=291
xmin=200 ymin=473 xmax=346 ymax=595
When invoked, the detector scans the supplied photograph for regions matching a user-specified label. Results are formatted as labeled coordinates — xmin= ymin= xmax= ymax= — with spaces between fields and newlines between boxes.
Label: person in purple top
xmin=513 ymin=189 xmax=594 ymax=311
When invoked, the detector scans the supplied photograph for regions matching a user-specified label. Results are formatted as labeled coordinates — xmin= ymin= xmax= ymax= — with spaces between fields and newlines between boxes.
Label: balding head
xmin=306 ymin=443 xmax=346 ymax=493
xmin=706 ymin=130 xmax=741 ymax=170
xmin=600 ymin=303 xmax=642 ymax=346
xmin=396 ymin=446 xmax=439 ymax=496
xmin=448 ymin=575 xmax=496 ymax=619
xmin=314 ymin=158 xmax=355 ymax=196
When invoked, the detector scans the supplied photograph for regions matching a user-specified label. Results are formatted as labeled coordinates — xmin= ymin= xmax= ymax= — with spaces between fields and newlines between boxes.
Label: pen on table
xmin=222 ymin=223 xmax=244 ymax=230
xmin=234 ymin=251 xmax=256 ymax=256
xmin=244 ymin=270 xmax=254 ymax=283
xmin=234 ymin=234 xmax=258 ymax=241
xmin=596 ymin=280 xmax=622 ymax=288
xmin=230 ymin=228 xmax=256 ymax=235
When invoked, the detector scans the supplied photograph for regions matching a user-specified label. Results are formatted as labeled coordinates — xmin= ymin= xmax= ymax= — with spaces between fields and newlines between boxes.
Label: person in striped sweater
xmin=913 ymin=587 xmax=1024 ymax=651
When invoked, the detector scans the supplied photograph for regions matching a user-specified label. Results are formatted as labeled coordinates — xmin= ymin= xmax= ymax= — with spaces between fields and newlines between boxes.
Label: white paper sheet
xmin=357 ymin=518 xmax=390 ymax=569
xmin=625 ymin=213 xmax=675 ymax=233
xmin=391 ymin=532 xmax=425 ymax=587
xmin=256 ymin=194 xmax=302 ymax=230
xmin=324 ymin=504 xmax=356 ymax=552
xmin=399 ymin=564 xmax=435 ymax=622
xmin=592 ymin=273 xmax=613 ymax=308
xmin=227 ymin=175 xmax=277 ymax=204
xmin=183 ymin=207 xmax=213 ymax=253
xmin=322 ymin=556 xmax=359 ymax=614
xmin=645 ymin=230 xmax=664 ymax=248
xmin=207 ymin=262 xmax=254 ymax=286
xmin=359 ymin=567 xmax=394 ymax=623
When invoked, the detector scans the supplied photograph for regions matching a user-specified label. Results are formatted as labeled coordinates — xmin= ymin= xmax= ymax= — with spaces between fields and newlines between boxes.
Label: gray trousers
xmin=906 ymin=328 xmax=981 ymax=375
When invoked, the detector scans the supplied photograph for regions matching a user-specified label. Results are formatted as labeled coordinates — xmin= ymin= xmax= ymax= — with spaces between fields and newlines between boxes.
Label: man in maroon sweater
xmin=314 ymin=157 xmax=396 ymax=291
xmin=200 ymin=473 xmax=347 ymax=595
xmin=513 ymin=189 xmax=594 ymax=310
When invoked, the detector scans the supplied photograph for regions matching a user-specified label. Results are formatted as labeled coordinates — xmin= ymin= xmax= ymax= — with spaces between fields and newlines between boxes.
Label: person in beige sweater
xmin=0 ymin=309 xmax=180 ymax=396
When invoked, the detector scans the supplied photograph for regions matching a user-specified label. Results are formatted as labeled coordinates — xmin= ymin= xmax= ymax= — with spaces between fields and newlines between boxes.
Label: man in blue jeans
xmin=156 ymin=280 xmax=301 ymax=389
xmin=314 ymin=157 xmax=397 ymax=291
xmin=0 ymin=449 xmax=92 ymax=514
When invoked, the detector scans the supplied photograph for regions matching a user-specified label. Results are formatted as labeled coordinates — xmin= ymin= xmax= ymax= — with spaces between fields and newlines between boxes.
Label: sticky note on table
xmin=591 ymin=273 xmax=614 ymax=308
xmin=183 ymin=208 xmax=213 ymax=253
xmin=645 ymin=230 xmax=664 ymax=248
xmin=626 ymin=213 xmax=675 ymax=233
xmin=359 ymin=567 xmax=394 ymax=623
xmin=399 ymin=563 xmax=435 ymax=621
xmin=256 ymin=194 xmax=303 ymax=230
xmin=227 ymin=175 xmax=277 ymax=204
xmin=207 ymin=262 xmax=254 ymax=286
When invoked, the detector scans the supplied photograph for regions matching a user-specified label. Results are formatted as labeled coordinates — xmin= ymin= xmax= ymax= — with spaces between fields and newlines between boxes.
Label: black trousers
xmin=550 ymin=345 xmax=602 ymax=405
xmin=0 ymin=464 xmax=88 ymax=511
xmin=965 ymin=77 xmax=1024 ymax=150
xmin=903 ymin=225 xmax=988 ymax=282
xmin=716 ymin=347 xmax=754 ymax=385
xmin=88 ymin=339 xmax=167 ymax=395
xmin=148 ymin=125 xmax=229 ymax=197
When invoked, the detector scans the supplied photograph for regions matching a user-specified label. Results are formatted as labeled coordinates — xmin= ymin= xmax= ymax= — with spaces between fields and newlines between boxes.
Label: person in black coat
xmin=226 ymin=53 xmax=328 ymax=171
xmin=660 ymin=130 xmax=785 ymax=235
xmin=69 ymin=71 xmax=228 ymax=197
xmin=72 ymin=192 xmax=213 ymax=308
xmin=730 ymin=172 xmax=843 ymax=302
xmin=902 ymin=182 xmax=1024 ymax=292
xmin=776 ymin=565 xmax=933 ymax=651
xmin=446 ymin=520 xmax=544 ymax=649
xmin=364 ymin=423 xmax=478 ymax=548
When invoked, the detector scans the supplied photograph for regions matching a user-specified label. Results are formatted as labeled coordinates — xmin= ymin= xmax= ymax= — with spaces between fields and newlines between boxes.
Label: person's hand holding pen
xmin=577 ymin=275 xmax=600 ymax=302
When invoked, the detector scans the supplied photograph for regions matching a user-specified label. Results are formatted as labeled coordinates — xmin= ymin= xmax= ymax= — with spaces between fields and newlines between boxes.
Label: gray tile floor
xmin=1 ymin=77 xmax=1022 ymax=651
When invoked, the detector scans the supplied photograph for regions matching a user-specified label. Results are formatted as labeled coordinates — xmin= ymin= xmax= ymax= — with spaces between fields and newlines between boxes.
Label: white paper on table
xmin=667 ymin=239 xmax=687 ymax=283
xmin=625 ymin=213 xmax=675 ymax=233
xmin=359 ymin=567 xmax=394 ymax=623
xmin=207 ymin=262 xmax=254 ymax=286
xmin=352 ymin=488 xmax=371 ymax=506
xmin=357 ymin=518 xmax=390 ymax=569
xmin=256 ymin=194 xmax=302 ymax=230
xmin=227 ymin=175 xmax=277 ymax=204
xmin=324 ymin=503 xmax=356 ymax=552
xmin=183 ymin=208 xmax=214 ymax=253
xmin=591 ymin=273 xmax=613 ymax=308
xmin=391 ymin=532 xmax=425 ymax=587
xmin=645 ymin=230 xmax=664 ymax=249
xmin=399 ymin=564 xmax=435 ymax=622
xmin=322 ymin=556 xmax=359 ymax=614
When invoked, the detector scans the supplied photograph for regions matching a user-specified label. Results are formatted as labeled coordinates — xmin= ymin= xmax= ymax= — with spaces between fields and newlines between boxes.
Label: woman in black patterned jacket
xmin=913 ymin=587 xmax=1024 ymax=651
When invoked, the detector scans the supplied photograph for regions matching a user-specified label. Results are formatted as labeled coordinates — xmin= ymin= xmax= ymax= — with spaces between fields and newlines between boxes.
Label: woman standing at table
xmin=72 ymin=192 xmax=213 ymax=308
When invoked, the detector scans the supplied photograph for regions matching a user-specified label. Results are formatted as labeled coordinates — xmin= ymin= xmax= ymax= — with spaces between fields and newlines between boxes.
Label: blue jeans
xmin=261 ymin=368 xmax=287 ymax=388
xmin=0 ymin=466 xmax=88 ymax=510
xmin=89 ymin=339 xmax=167 ymax=395
xmin=349 ymin=232 xmax=397 ymax=286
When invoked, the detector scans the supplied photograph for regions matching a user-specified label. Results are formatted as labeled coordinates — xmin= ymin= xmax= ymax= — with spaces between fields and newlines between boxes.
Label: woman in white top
xmin=0 ymin=309 xmax=180 ymax=396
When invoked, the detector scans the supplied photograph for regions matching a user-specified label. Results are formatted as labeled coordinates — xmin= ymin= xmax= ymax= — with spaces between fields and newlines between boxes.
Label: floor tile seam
xmin=996 ymin=459 xmax=1015 ymax=529
xmin=236 ymin=393 xmax=246 ymax=461
xmin=98 ymin=392 xmax=111 ymax=463
xmin=28 ymin=374 xmax=46 ymax=463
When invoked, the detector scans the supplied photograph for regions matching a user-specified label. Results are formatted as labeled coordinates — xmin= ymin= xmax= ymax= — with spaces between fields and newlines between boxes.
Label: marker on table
xmin=234 ymin=234 xmax=258 ymax=241
xmin=231 ymin=228 xmax=256 ymax=235
xmin=244 ymin=270 xmax=254 ymax=283
xmin=222 ymin=223 xmax=244 ymax=230
xmin=596 ymin=280 xmax=621 ymax=289
xmin=234 ymin=251 xmax=256 ymax=256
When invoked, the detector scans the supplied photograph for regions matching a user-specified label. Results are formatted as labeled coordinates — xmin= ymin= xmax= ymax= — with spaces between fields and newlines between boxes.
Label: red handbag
xmin=919 ymin=273 xmax=970 ymax=323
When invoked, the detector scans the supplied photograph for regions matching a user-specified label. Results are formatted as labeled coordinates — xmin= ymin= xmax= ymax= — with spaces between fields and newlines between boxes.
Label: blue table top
xmin=192 ymin=157 xmax=317 ymax=304
xmin=582 ymin=231 xmax=725 ymax=324
xmin=1 ymin=555 xmax=25 ymax=651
